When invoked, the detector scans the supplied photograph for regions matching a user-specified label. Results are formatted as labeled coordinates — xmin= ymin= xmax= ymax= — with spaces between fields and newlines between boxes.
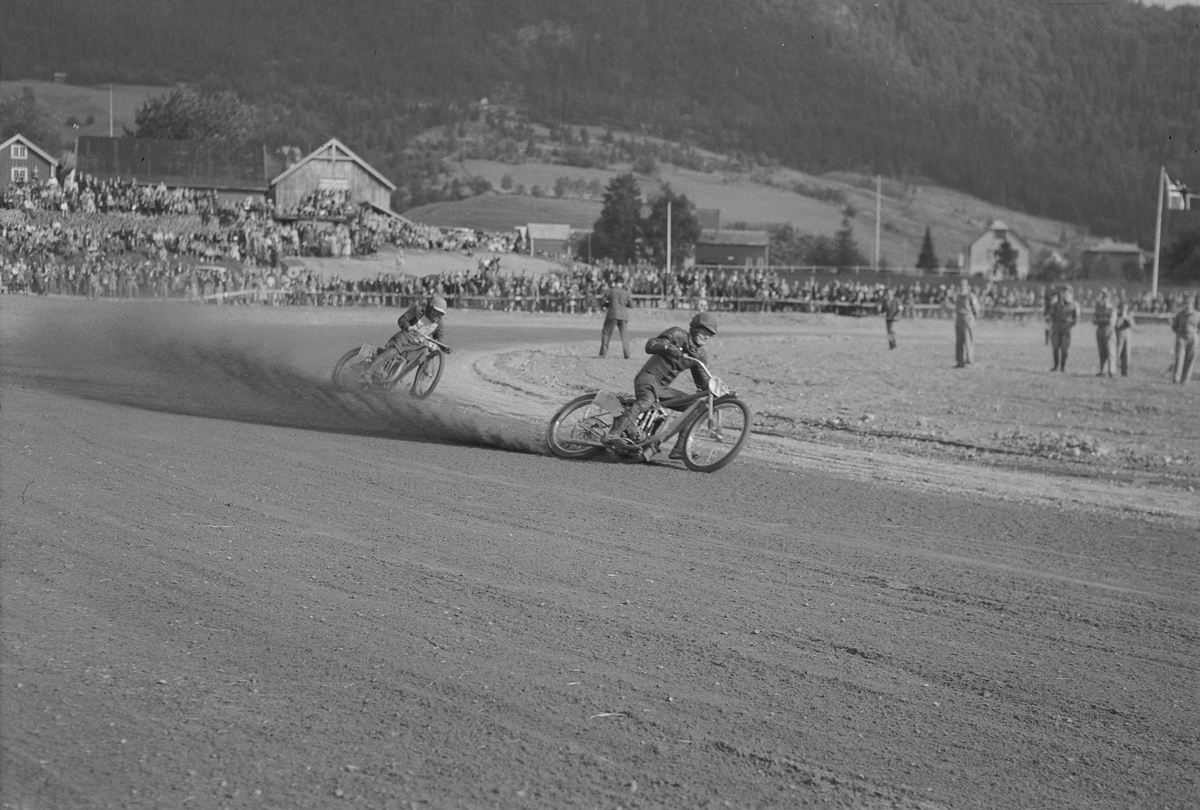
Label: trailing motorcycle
xmin=331 ymin=330 xmax=449 ymax=399
xmin=545 ymin=359 xmax=751 ymax=472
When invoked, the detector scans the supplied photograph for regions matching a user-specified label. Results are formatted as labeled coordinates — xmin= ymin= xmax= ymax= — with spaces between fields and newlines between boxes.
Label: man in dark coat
xmin=599 ymin=276 xmax=634 ymax=358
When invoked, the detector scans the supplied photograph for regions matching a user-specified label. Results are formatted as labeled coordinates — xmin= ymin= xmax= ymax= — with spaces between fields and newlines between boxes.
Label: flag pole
xmin=1151 ymin=166 xmax=1165 ymax=297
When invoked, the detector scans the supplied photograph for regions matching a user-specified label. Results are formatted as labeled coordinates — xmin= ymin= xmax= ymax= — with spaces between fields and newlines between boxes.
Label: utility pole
xmin=1151 ymin=166 xmax=1165 ymax=297
xmin=874 ymin=174 xmax=882 ymax=271
xmin=666 ymin=200 xmax=672 ymax=274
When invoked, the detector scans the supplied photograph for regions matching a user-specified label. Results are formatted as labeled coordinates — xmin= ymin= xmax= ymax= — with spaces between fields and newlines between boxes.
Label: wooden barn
xmin=74 ymin=135 xmax=274 ymax=204
xmin=1 ymin=134 xmax=59 ymax=192
xmin=964 ymin=220 xmax=1031 ymax=280
xmin=523 ymin=223 xmax=573 ymax=257
xmin=270 ymin=138 xmax=395 ymax=215
xmin=1080 ymin=239 xmax=1145 ymax=281
xmin=694 ymin=229 xmax=770 ymax=267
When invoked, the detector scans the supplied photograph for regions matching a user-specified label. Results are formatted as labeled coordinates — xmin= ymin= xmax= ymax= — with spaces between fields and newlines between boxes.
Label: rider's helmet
xmin=689 ymin=311 xmax=717 ymax=337
xmin=427 ymin=295 xmax=448 ymax=317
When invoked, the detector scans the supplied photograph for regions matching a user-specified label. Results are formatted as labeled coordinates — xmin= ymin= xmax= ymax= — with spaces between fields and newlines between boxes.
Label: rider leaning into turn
xmin=370 ymin=294 xmax=450 ymax=372
xmin=607 ymin=312 xmax=717 ymax=460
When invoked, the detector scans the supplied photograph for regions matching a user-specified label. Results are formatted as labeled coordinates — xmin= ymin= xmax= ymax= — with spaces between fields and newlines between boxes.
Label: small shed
xmin=270 ymin=138 xmax=395 ymax=215
xmin=964 ymin=220 xmax=1031 ymax=280
xmin=694 ymin=229 xmax=770 ymax=267
xmin=525 ymin=223 xmax=572 ymax=257
xmin=0 ymin=134 xmax=60 ymax=192
xmin=74 ymin=135 xmax=272 ymax=204
xmin=1080 ymin=239 xmax=1145 ymax=281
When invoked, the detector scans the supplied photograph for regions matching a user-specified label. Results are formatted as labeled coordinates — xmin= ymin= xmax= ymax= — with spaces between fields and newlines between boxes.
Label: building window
xmin=11 ymin=167 xmax=29 ymax=183
xmin=11 ymin=144 xmax=28 ymax=160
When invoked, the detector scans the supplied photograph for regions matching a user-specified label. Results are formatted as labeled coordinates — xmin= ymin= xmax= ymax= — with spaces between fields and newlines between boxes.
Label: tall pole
xmin=666 ymin=200 xmax=672 ymax=275
xmin=874 ymin=174 xmax=881 ymax=271
xmin=109 ymin=84 xmax=113 ymax=137
xmin=1151 ymin=166 xmax=1165 ymax=297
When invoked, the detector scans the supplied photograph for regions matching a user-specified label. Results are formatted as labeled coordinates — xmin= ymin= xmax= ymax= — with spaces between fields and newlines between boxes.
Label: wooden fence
xmin=193 ymin=289 xmax=1176 ymax=323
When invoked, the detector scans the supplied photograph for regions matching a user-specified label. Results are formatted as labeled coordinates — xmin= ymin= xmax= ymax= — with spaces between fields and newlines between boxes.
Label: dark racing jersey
xmin=396 ymin=303 xmax=444 ymax=342
xmin=637 ymin=326 xmax=710 ymax=390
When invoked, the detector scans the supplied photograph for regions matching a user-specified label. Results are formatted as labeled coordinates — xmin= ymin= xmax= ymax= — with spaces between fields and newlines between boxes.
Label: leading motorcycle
xmin=545 ymin=359 xmax=751 ymax=472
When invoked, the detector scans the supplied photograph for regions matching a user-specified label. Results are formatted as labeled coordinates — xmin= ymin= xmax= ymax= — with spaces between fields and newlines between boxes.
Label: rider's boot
xmin=606 ymin=411 xmax=639 ymax=443
xmin=366 ymin=346 xmax=398 ymax=383
xmin=669 ymin=434 xmax=688 ymax=460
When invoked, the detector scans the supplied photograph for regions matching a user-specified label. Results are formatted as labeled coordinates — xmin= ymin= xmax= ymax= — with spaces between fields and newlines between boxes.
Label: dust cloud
xmin=1 ymin=301 xmax=546 ymax=455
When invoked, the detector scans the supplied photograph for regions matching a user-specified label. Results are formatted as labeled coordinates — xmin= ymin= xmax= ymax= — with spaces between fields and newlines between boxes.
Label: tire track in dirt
xmin=2 ymin=301 xmax=545 ymax=456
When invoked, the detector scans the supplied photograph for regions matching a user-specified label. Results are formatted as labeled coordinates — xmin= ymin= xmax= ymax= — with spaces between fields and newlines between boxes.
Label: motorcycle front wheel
xmin=331 ymin=346 xmax=374 ymax=387
xmin=410 ymin=351 xmax=445 ymax=399
xmin=680 ymin=396 xmax=751 ymax=472
xmin=546 ymin=393 xmax=613 ymax=459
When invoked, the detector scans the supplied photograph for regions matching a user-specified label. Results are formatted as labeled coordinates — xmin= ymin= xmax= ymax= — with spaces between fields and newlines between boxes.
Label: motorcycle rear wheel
xmin=410 ymin=352 xmax=445 ymax=399
xmin=680 ymin=396 xmax=751 ymax=472
xmin=546 ymin=393 xmax=613 ymax=459
xmin=364 ymin=349 xmax=408 ymax=390
xmin=331 ymin=347 xmax=374 ymax=387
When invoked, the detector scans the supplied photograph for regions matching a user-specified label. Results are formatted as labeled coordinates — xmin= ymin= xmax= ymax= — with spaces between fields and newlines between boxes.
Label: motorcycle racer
xmin=367 ymin=294 xmax=450 ymax=380
xmin=606 ymin=311 xmax=717 ymax=459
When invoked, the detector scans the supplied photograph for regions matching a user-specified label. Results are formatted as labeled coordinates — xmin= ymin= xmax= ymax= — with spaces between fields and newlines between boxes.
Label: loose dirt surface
xmin=2 ymin=298 xmax=1197 ymax=810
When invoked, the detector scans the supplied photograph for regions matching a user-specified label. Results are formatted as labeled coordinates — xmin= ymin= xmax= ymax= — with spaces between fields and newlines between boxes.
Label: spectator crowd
xmin=2 ymin=176 xmax=1195 ymax=319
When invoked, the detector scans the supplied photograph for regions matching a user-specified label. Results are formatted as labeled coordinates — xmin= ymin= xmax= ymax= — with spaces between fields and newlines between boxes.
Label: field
xmin=420 ymin=159 xmax=1087 ymax=270
xmin=1 ymin=296 xmax=1197 ymax=809
xmin=0 ymin=80 xmax=166 ymax=142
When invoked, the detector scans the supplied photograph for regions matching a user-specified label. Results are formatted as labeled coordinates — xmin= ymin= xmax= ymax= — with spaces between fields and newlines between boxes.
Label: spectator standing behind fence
xmin=1114 ymin=301 xmax=1135 ymax=377
xmin=1043 ymin=286 xmax=1057 ymax=346
xmin=1093 ymin=289 xmax=1117 ymax=377
xmin=598 ymin=275 xmax=633 ymax=359
xmin=1171 ymin=295 xmax=1198 ymax=384
xmin=1049 ymin=285 xmax=1080 ymax=373
xmin=881 ymin=287 xmax=902 ymax=350
xmin=954 ymin=279 xmax=980 ymax=368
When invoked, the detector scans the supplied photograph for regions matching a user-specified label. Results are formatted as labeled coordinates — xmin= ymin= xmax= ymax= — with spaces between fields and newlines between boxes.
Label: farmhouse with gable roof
xmin=965 ymin=219 xmax=1031 ymax=280
xmin=1 ymin=134 xmax=60 ymax=192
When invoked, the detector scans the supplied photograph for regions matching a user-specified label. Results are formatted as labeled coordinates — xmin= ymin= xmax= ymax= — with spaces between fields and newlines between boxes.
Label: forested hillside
xmin=3 ymin=0 xmax=1197 ymax=246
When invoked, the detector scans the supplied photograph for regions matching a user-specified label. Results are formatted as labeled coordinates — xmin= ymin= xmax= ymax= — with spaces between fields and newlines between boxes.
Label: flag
xmin=1166 ymin=174 xmax=1190 ymax=210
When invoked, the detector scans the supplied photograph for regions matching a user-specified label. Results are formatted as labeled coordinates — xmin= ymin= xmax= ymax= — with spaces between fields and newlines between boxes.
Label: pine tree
xmin=916 ymin=226 xmax=940 ymax=273
xmin=589 ymin=174 xmax=643 ymax=265
xmin=833 ymin=218 xmax=866 ymax=270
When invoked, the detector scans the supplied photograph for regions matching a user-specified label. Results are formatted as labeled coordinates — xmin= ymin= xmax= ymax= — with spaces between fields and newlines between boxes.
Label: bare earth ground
xmin=1 ymin=297 xmax=1197 ymax=810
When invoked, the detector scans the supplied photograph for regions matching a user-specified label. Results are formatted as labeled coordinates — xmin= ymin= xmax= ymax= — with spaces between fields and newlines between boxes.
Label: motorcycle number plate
xmin=356 ymin=344 xmax=374 ymax=360
xmin=593 ymin=391 xmax=624 ymax=415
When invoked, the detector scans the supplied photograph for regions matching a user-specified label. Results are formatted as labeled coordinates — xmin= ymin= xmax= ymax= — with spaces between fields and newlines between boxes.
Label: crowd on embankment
xmin=2 ymin=178 xmax=1195 ymax=318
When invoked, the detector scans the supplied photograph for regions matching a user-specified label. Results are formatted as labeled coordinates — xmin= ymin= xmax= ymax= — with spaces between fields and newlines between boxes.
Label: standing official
xmin=598 ymin=276 xmax=633 ymax=359
xmin=1049 ymin=285 xmax=1080 ymax=373
xmin=954 ymin=279 xmax=980 ymax=368
xmin=881 ymin=287 xmax=902 ymax=350
xmin=1093 ymin=289 xmax=1116 ymax=377
xmin=1171 ymin=295 xmax=1198 ymax=384
xmin=1114 ymin=300 xmax=1135 ymax=377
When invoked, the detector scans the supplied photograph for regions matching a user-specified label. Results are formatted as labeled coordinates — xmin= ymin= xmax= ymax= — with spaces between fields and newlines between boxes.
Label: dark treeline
xmin=3 ymin=0 xmax=1198 ymax=246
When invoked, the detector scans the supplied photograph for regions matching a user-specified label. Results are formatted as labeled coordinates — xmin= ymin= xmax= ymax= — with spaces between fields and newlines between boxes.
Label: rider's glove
xmin=442 ymin=346 xmax=452 ymax=355
xmin=665 ymin=344 xmax=683 ymax=360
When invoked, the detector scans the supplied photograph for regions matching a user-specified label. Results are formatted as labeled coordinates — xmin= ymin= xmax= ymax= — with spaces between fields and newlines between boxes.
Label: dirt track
xmin=2 ymin=299 xmax=1197 ymax=809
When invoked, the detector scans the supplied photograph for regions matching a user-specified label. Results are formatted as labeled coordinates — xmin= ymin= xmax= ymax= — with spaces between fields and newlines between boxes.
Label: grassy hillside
xmin=412 ymin=158 xmax=1084 ymax=270
xmin=0 ymin=80 xmax=167 ymax=146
